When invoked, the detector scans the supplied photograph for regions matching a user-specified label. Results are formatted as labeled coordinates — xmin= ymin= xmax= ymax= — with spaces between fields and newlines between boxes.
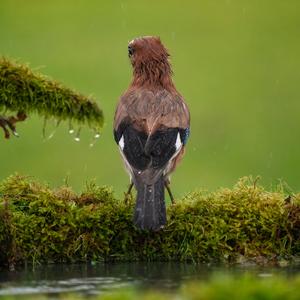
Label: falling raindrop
xmin=47 ymin=132 xmax=55 ymax=140
xmin=89 ymin=131 xmax=101 ymax=147
xmin=42 ymin=118 xmax=61 ymax=140
xmin=42 ymin=117 xmax=48 ymax=139
xmin=69 ymin=121 xmax=74 ymax=134
xmin=46 ymin=119 xmax=61 ymax=140
xmin=74 ymin=128 xmax=81 ymax=142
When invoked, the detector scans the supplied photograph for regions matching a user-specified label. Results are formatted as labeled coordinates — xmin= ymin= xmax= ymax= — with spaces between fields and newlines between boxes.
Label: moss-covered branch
xmin=0 ymin=57 xmax=103 ymax=137
xmin=0 ymin=175 xmax=299 ymax=268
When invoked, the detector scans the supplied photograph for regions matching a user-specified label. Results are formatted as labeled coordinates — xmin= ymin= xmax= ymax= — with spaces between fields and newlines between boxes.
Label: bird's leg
xmin=124 ymin=182 xmax=134 ymax=204
xmin=0 ymin=111 xmax=27 ymax=139
xmin=127 ymin=182 xmax=134 ymax=195
xmin=165 ymin=180 xmax=175 ymax=204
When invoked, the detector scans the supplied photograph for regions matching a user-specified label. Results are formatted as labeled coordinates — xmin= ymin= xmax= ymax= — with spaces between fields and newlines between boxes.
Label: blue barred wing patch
xmin=180 ymin=127 xmax=190 ymax=145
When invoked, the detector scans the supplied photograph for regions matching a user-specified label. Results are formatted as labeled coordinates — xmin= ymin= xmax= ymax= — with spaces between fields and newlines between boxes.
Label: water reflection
xmin=0 ymin=262 xmax=299 ymax=296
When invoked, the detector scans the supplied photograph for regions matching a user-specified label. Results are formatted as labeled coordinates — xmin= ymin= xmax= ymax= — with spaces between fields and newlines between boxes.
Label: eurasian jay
xmin=113 ymin=36 xmax=190 ymax=231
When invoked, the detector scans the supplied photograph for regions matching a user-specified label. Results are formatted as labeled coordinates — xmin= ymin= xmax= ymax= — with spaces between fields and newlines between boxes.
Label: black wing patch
xmin=121 ymin=125 xmax=150 ymax=170
xmin=114 ymin=121 xmax=150 ymax=170
xmin=114 ymin=122 xmax=189 ymax=171
xmin=145 ymin=128 xmax=178 ymax=169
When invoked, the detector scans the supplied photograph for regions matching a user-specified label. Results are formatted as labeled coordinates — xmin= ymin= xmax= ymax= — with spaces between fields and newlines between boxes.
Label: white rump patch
xmin=175 ymin=132 xmax=182 ymax=150
xmin=119 ymin=135 xmax=125 ymax=150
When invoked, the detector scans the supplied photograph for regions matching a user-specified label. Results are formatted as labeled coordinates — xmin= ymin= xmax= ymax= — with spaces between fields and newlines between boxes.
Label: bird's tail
xmin=133 ymin=174 xmax=166 ymax=231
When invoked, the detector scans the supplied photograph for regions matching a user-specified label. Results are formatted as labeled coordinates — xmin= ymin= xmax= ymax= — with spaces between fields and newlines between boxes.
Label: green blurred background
xmin=0 ymin=0 xmax=300 ymax=197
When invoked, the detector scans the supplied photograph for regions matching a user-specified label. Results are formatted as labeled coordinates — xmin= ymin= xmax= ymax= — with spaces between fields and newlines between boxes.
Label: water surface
xmin=0 ymin=262 xmax=299 ymax=297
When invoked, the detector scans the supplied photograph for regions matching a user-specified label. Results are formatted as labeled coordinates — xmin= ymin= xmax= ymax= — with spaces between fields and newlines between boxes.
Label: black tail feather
xmin=133 ymin=175 xmax=166 ymax=231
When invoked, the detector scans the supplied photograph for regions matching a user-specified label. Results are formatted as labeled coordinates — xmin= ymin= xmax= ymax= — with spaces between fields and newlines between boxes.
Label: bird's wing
xmin=113 ymin=89 xmax=190 ymax=180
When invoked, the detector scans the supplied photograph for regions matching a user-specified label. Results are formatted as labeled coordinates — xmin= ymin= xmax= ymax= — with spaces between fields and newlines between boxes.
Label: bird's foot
xmin=0 ymin=112 xmax=27 ymax=139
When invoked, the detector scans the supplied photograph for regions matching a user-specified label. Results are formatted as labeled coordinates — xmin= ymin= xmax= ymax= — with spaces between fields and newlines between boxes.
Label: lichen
xmin=0 ymin=175 xmax=299 ymax=268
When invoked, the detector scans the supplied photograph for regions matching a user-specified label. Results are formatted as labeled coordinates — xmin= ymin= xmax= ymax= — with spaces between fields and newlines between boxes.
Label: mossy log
xmin=0 ymin=175 xmax=299 ymax=268
xmin=0 ymin=57 xmax=103 ymax=137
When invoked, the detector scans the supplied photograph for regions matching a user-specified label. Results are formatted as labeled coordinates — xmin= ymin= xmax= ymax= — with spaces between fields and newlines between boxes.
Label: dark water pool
xmin=0 ymin=262 xmax=299 ymax=297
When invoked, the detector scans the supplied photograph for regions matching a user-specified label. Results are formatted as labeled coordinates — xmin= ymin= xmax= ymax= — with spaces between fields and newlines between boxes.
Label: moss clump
xmin=0 ymin=175 xmax=299 ymax=268
xmin=0 ymin=57 xmax=103 ymax=130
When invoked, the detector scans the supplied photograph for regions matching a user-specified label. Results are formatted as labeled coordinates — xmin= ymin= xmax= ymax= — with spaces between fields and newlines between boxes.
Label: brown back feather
xmin=114 ymin=89 xmax=190 ymax=135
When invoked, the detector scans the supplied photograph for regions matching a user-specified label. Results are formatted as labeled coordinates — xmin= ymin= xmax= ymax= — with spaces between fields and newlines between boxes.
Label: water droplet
xmin=47 ymin=119 xmax=61 ymax=139
xmin=47 ymin=132 xmax=55 ymax=140
xmin=89 ymin=130 xmax=101 ymax=147
xmin=89 ymin=140 xmax=96 ymax=148
xmin=42 ymin=117 xmax=48 ymax=139
xmin=69 ymin=121 xmax=74 ymax=134
xmin=42 ymin=118 xmax=61 ymax=140
xmin=149 ymin=188 xmax=152 ymax=193
xmin=74 ymin=128 xmax=81 ymax=142
xmin=138 ymin=171 xmax=141 ymax=174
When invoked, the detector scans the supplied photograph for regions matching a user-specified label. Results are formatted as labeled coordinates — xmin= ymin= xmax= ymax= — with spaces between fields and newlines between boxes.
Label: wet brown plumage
xmin=114 ymin=36 xmax=190 ymax=231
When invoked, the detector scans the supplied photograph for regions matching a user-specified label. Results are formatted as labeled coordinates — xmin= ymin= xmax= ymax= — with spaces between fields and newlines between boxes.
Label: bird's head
xmin=128 ymin=36 xmax=170 ymax=66
xmin=127 ymin=36 xmax=173 ymax=88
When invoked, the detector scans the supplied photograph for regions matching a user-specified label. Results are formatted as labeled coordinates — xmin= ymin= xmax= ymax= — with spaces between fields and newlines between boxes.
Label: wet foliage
xmin=0 ymin=175 xmax=299 ymax=268
xmin=0 ymin=57 xmax=103 ymax=135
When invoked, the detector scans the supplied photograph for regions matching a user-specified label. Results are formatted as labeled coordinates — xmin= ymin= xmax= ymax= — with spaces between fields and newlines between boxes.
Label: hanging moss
xmin=0 ymin=57 xmax=103 ymax=131
xmin=0 ymin=175 xmax=299 ymax=268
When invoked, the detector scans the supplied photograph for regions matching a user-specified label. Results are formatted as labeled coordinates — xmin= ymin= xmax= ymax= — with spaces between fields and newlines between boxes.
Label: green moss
xmin=180 ymin=275 xmax=300 ymax=300
xmin=0 ymin=175 xmax=299 ymax=268
xmin=0 ymin=57 xmax=103 ymax=130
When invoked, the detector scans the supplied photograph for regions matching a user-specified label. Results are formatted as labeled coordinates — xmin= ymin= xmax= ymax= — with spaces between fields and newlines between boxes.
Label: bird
xmin=113 ymin=36 xmax=190 ymax=231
